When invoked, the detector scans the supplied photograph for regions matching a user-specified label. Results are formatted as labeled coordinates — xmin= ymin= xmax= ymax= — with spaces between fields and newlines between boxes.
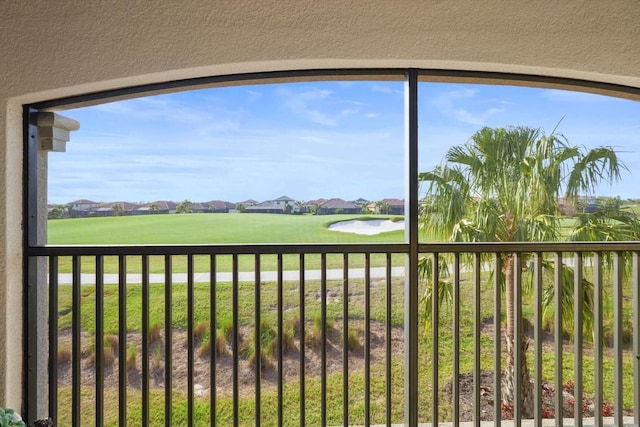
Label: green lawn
xmin=54 ymin=271 xmax=637 ymax=426
xmin=48 ymin=213 xmax=404 ymax=245
xmin=49 ymin=213 xmax=638 ymax=425
xmin=47 ymin=214 xmax=405 ymax=274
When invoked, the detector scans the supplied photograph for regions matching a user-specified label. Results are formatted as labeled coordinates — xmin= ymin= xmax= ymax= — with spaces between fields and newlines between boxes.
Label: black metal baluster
xmin=277 ymin=253 xmax=284 ymax=427
xmin=233 ymin=254 xmax=239 ymax=427
xmin=533 ymin=253 xmax=542 ymax=427
xmin=474 ymin=253 xmax=481 ymax=425
xmin=613 ymin=252 xmax=623 ymax=427
xmin=513 ymin=253 xmax=522 ymax=427
xmin=187 ymin=254 xmax=195 ymax=427
xmin=142 ymin=255 xmax=150 ymax=426
xmin=95 ymin=255 xmax=104 ymax=427
xmin=574 ymin=253 xmax=583 ymax=427
xmin=48 ymin=256 xmax=59 ymax=422
xmin=342 ymin=252 xmax=349 ymax=427
xmin=452 ymin=252 xmax=460 ymax=427
xmin=554 ymin=252 xmax=563 ymax=426
xmin=72 ymin=255 xmax=81 ymax=426
xmin=593 ymin=252 xmax=603 ymax=427
xmin=385 ymin=253 xmax=392 ymax=427
xmin=494 ymin=254 xmax=502 ymax=427
xmin=210 ymin=254 xmax=217 ymax=427
xmin=118 ymin=256 xmax=127 ymax=426
xmin=321 ymin=252 xmax=327 ymax=427
xmin=254 ymin=254 xmax=261 ymax=426
xmin=299 ymin=254 xmax=306 ymax=427
xmin=431 ymin=253 xmax=439 ymax=425
xmin=165 ymin=255 xmax=173 ymax=424
xmin=364 ymin=253 xmax=371 ymax=427
xmin=633 ymin=252 xmax=640 ymax=427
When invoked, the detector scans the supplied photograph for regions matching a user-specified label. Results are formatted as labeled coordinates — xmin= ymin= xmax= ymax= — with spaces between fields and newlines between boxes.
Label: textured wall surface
xmin=1 ymin=0 xmax=639 ymax=412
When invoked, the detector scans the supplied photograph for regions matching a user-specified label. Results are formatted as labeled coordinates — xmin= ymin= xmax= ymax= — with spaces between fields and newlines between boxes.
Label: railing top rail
xmin=420 ymin=241 xmax=640 ymax=253
xmin=27 ymin=242 xmax=409 ymax=256
xmin=28 ymin=240 xmax=640 ymax=256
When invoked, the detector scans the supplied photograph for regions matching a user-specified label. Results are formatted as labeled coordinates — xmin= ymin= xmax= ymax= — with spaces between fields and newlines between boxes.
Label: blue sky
xmin=49 ymin=80 xmax=640 ymax=205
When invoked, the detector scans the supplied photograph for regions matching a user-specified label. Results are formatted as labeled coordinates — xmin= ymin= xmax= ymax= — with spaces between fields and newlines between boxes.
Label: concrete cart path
xmin=54 ymin=266 xmax=406 ymax=285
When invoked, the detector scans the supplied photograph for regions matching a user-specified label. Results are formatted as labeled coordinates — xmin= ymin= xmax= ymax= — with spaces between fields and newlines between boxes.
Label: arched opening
xmin=24 ymin=69 xmax=640 ymax=426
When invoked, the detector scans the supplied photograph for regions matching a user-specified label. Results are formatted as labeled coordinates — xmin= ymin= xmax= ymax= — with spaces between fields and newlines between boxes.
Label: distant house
xmin=245 ymin=200 xmax=288 ymax=214
xmin=317 ymin=198 xmax=361 ymax=215
xmin=67 ymin=199 xmax=100 ymax=217
xmin=69 ymin=199 xmax=100 ymax=212
xmin=379 ymin=198 xmax=405 ymax=215
xmin=135 ymin=200 xmax=177 ymax=214
xmin=301 ymin=198 xmax=327 ymax=214
xmin=245 ymin=196 xmax=297 ymax=214
xmin=273 ymin=195 xmax=296 ymax=208
xmin=91 ymin=201 xmax=139 ymax=216
xmin=203 ymin=200 xmax=235 ymax=213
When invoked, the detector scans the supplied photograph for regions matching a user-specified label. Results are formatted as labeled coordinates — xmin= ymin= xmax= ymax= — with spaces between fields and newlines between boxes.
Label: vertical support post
xmin=633 ymin=252 xmax=640 ymax=427
xmin=24 ymin=107 xmax=42 ymax=424
xmin=404 ymin=69 xmax=419 ymax=427
xmin=24 ymin=109 xmax=79 ymax=423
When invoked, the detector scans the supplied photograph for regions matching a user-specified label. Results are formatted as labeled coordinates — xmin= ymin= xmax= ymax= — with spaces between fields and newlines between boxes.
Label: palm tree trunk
xmin=501 ymin=254 xmax=535 ymax=419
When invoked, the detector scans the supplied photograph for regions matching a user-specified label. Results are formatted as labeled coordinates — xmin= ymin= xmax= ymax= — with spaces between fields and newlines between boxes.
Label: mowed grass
xmin=47 ymin=214 xmax=404 ymax=274
xmin=48 ymin=213 xmax=404 ymax=245
xmin=50 ymin=212 xmax=638 ymax=424
xmin=55 ymin=270 xmax=637 ymax=425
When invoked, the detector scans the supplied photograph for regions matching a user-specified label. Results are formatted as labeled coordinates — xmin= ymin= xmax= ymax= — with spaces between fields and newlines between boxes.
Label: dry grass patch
xmin=58 ymin=345 xmax=72 ymax=365
xmin=126 ymin=344 xmax=137 ymax=370
xmin=148 ymin=323 xmax=162 ymax=345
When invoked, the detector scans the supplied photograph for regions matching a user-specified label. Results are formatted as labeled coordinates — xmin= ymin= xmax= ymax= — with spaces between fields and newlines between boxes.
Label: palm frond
xmin=539 ymin=259 xmax=594 ymax=341
xmin=418 ymin=255 xmax=452 ymax=329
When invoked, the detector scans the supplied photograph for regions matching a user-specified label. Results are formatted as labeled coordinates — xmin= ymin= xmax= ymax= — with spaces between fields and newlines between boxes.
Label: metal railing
xmin=28 ymin=241 xmax=639 ymax=426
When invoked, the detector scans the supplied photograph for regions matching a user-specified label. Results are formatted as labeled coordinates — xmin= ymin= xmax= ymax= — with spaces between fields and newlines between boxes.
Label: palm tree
xmin=418 ymin=125 xmax=636 ymax=417
xmin=112 ymin=203 xmax=123 ymax=217
xmin=376 ymin=201 xmax=391 ymax=215
xmin=176 ymin=199 xmax=192 ymax=214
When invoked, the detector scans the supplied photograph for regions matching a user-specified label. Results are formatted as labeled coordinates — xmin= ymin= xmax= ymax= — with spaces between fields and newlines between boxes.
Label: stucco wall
xmin=1 ymin=0 xmax=639 ymax=414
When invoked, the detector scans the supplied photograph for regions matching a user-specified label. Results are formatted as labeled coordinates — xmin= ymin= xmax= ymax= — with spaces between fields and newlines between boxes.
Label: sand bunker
xmin=328 ymin=219 xmax=405 ymax=235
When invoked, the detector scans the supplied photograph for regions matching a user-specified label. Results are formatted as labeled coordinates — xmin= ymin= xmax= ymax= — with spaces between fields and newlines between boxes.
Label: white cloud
xmin=372 ymin=84 xmax=393 ymax=94
xmin=277 ymin=87 xmax=343 ymax=126
xmin=432 ymin=88 xmax=504 ymax=125
xmin=539 ymin=89 xmax=611 ymax=103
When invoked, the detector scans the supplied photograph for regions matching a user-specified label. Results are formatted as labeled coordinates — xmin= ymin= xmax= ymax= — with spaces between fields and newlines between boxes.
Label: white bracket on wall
xmin=36 ymin=112 xmax=80 ymax=152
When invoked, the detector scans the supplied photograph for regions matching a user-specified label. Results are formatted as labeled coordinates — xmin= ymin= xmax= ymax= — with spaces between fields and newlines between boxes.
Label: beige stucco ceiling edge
xmin=18 ymin=59 xmax=640 ymax=110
